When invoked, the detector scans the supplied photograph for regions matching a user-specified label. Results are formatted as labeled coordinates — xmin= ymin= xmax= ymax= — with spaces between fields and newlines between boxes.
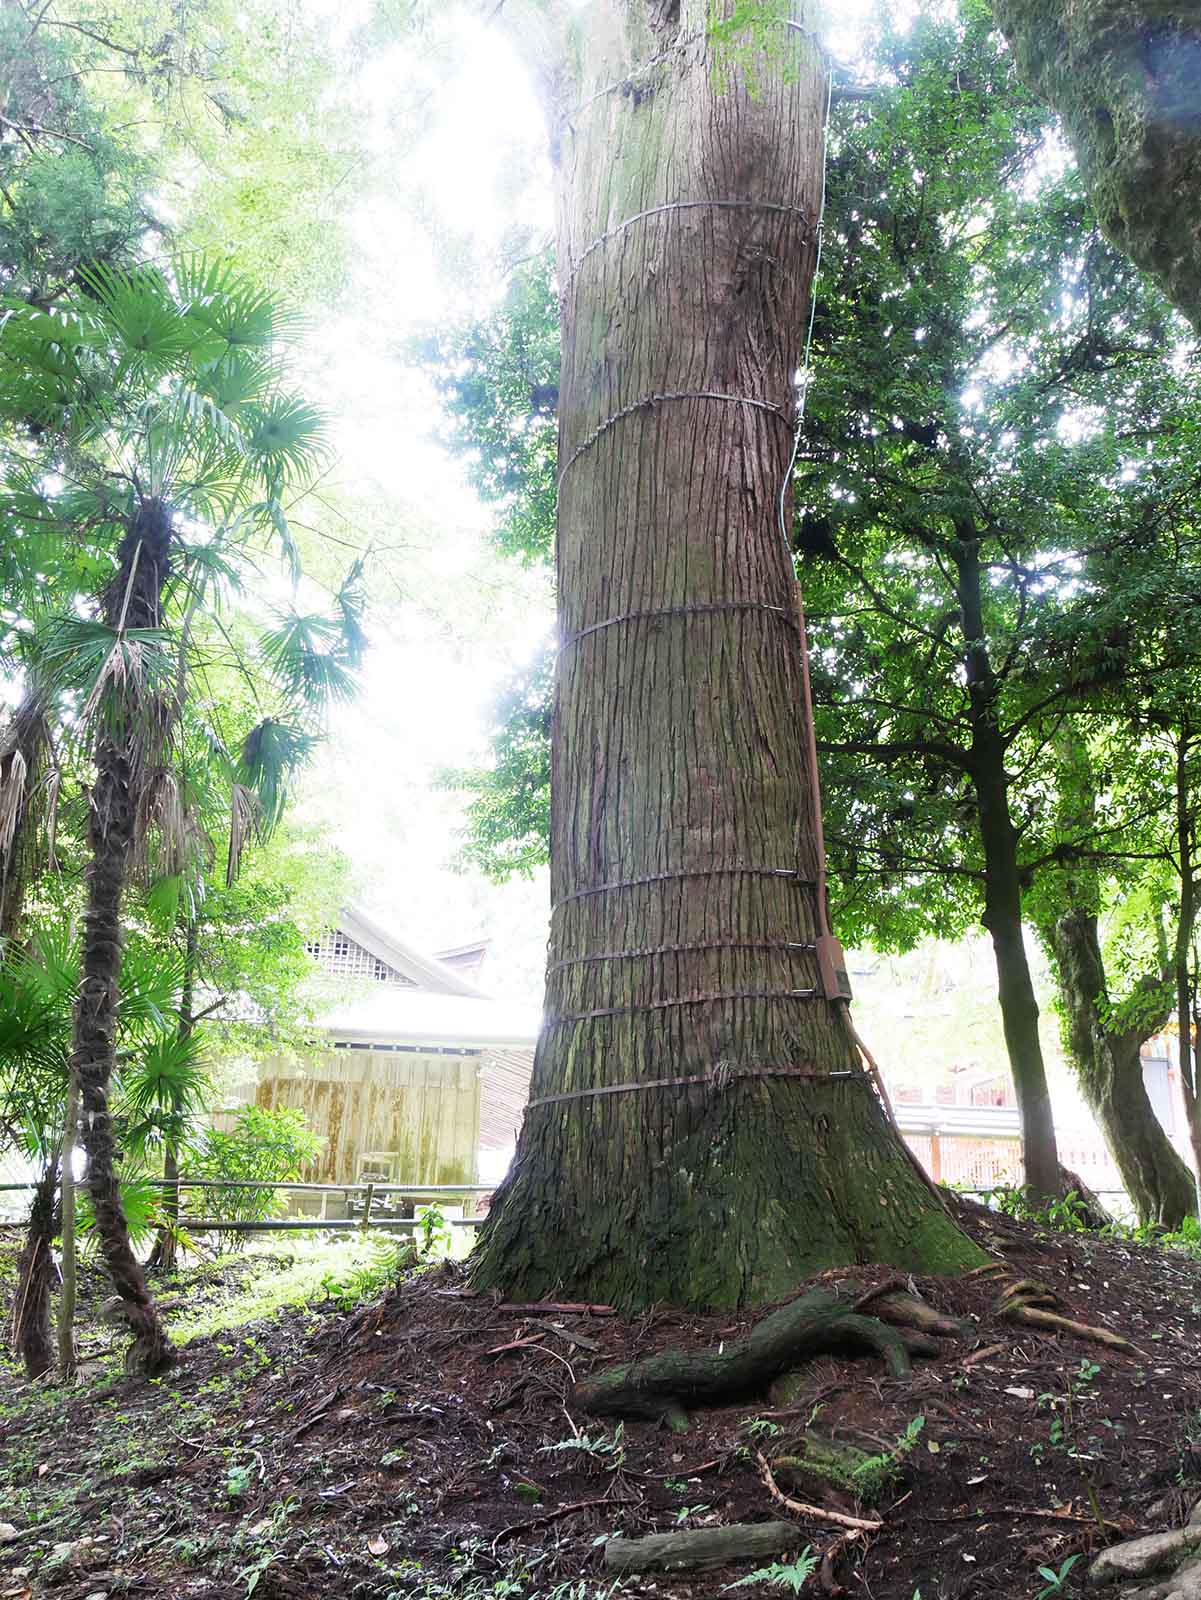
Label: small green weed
xmin=851 ymin=1415 xmax=925 ymax=1499
xmin=1036 ymin=1554 xmax=1080 ymax=1598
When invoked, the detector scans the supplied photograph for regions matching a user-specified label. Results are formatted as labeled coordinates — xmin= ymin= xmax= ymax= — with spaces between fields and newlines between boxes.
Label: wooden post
xmin=929 ymin=1130 xmax=943 ymax=1183
xmin=360 ymin=1182 xmax=374 ymax=1234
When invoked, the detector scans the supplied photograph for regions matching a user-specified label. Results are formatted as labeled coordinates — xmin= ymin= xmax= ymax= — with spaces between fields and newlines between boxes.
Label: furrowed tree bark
xmin=992 ymin=0 xmax=1201 ymax=332
xmin=1046 ymin=907 xmax=1194 ymax=1228
xmin=1173 ymin=727 xmax=1201 ymax=1185
xmin=955 ymin=536 xmax=1060 ymax=1200
xmin=72 ymin=501 xmax=174 ymax=1375
xmin=471 ymin=0 xmax=983 ymax=1309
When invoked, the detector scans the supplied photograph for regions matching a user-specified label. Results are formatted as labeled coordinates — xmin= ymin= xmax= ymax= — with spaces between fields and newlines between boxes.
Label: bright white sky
xmin=295 ymin=0 xmax=901 ymax=1006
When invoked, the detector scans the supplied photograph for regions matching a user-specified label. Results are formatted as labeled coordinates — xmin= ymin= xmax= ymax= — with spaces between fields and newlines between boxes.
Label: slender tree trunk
xmin=57 ymin=1075 xmax=79 ymax=1379
xmin=1048 ymin=908 xmax=1193 ymax=1227
xmin=956 ymin=536 xmax=1060 ymax=1199
xmin=72 ymin=502 xmax=174 ymax=1375
xmin=148 ymin=918 xmax=197 ymax=1275
xmin=472 ymin=0 xmax=982 ymax=1309
xmin=1173 ymin=729 xmax=1201 ymax=1183
xmin=11 ymin=1155 xmax=59 ymax=1380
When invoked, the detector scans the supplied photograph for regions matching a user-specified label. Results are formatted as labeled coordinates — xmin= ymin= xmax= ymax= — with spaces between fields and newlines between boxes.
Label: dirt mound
xmin=2 ymin=1202 xmax=1201 ymax=1599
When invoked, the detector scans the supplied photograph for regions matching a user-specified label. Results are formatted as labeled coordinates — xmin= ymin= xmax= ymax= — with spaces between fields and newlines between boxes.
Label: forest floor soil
xmin=2 ymin=1198 xmax=1200 ymax=1600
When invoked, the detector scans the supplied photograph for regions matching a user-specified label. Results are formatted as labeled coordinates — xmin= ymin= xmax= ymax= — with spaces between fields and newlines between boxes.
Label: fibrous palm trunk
xmin=71 ymin=501 xmax=174 ymax=1375
xmin=11 ymin=1155 xmax=59 ymax=1379
xmin=472 ymin=0 xmax=983 ymax=1309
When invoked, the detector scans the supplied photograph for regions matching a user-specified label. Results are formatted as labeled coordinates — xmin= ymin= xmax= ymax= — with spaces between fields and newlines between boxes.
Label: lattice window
xmin=304 ymin=930 xmax=415 ymax=986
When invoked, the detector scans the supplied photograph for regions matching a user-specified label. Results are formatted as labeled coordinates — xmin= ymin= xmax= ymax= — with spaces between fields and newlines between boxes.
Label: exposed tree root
xmin=994 ymin=1277 xmax=1133 ymax=1351
xmin=856 ymin=1287 xmax=972 ymax=1341
xmin=574 ymin=1287 xmax=953 ymax=1424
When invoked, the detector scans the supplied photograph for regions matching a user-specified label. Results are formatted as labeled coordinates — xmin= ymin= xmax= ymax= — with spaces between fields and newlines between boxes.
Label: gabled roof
xmin=337 ymin=906 xmax=485 ymax=997
xmin=317 ymin=906 xmax=540 ymax=1051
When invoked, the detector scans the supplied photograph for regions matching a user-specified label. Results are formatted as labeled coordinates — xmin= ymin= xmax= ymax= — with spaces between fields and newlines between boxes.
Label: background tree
xmin=1 ymin=258 xmax=356 ymax=1371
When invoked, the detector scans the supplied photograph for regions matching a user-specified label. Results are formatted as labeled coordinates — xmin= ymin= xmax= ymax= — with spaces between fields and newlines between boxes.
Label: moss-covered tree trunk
xmin=1048 ymin=907 xmax=1194 ymax=1227
xmin=992 ymin=0 xmax=1201 ymax=331
xmin=471 ymin=0 xmax=983 ymax=1310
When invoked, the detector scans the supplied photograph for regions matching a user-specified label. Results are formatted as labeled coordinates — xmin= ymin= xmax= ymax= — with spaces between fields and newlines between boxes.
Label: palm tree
xmin=2 ymin=258 xmax=337 ymax=1372
xmin=0 ymin=926 xmax=183 ymax=1376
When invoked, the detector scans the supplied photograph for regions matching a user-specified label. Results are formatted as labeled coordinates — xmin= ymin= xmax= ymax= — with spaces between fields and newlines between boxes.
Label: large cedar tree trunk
xmin=72 ymin=502 xmax=174 ymax=1374
xmin=993 ymin=0 xmax=1201 ymax=332
xmin=1048 ymin=907 xmax=1194 ymax=1227
xmin=471 ymin=0 xmax=983 ymax=1309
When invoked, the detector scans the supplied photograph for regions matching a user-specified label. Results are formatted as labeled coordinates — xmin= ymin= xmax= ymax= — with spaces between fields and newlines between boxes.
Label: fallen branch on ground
xmin=492 ymin=1495 xmax=637 ymax=1552
xmin=603 ymin=1521 xmax=809 ymax=1574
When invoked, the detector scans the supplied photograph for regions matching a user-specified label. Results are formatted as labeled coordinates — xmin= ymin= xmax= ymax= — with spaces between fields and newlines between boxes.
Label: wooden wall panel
xmin=255 ymin=1049 xmax=482 ymax=1186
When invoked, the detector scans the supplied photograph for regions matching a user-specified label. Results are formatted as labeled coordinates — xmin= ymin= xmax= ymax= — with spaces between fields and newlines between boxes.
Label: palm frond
xmin=267 ymin=500 xmax=302 ymax=588
xmin=173 ymin=255 xmax=305 ymax=348
xmin=0 ymin=748 xmax=27 ymax=857
xmin=234 ymin=718 xmax=317 ymax=841
xmin=119 ymin=1029 xmax=212 ymax=1137
xmin=79 ymin=262 xmax=214 ymax=383
xmin=259 ymin=610 xmax=358 ymax=711
xmin=225 ymin=780 xmax=260 ymax=886
xmin=117 ymin=943 xmax=186 ymax=1036
xmin=40 ymin=618 xmax=175 ymax=747
xmin=334 ymin=557 xmax=369 ymax=670
xmin=243 ymin=393 xmax=327 ymax=491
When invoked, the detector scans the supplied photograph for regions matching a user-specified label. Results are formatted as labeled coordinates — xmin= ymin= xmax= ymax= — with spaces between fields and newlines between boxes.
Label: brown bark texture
xmin=471 ymin=0 xmax=983 ymax=1310
xmin=1050 ymin=908 xmax=1194 ymax=1228
xmin=71 ymin=500 xmax=174 ymax=1375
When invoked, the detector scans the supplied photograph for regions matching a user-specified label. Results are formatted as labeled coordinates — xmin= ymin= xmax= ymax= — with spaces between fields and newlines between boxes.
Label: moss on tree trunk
xmin=993 ymin=0 xmax=1201 ymax=330
xmin=471 ymin=0 xmax=985 ymax=1310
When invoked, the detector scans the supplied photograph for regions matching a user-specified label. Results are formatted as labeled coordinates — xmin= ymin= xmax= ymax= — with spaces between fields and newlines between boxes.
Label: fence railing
xmin=0 ymin=1180 xmax=492 ymax=1235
